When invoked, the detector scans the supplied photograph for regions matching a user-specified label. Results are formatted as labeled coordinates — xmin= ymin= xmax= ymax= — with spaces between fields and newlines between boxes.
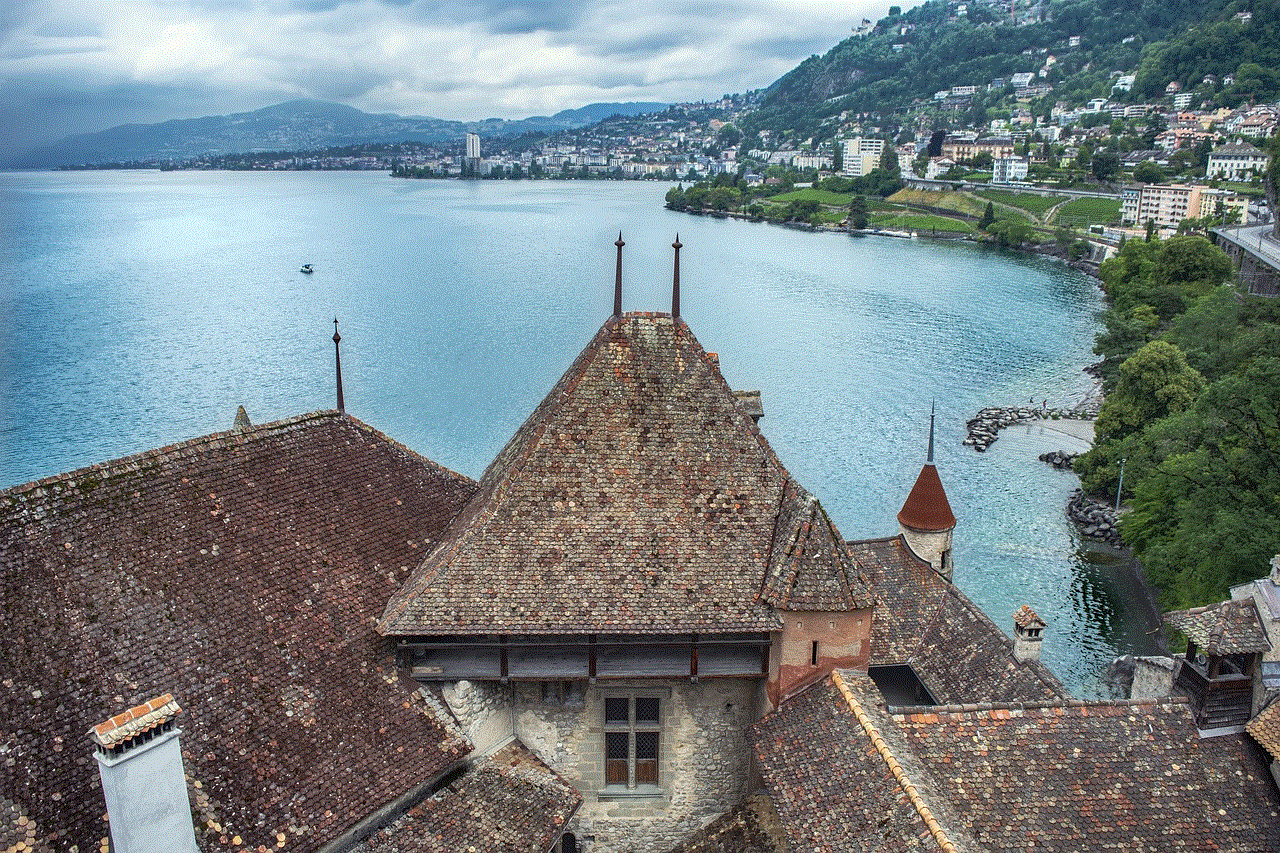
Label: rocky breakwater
xmin=964 ymin=406 xmax=1094 ymax=452
xmin=1067 ymin=489 xmax=1123 ymax=545
xmin=1038 ymin=449 xmax=1077 ymax=469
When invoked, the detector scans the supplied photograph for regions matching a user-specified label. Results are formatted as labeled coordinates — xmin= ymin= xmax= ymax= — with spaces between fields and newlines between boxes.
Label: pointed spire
xmin=333 ymin=318 xmax=345 ymax=414
xmin=898 ymin=403 xmax=955 ymax=532
xmin=927 ymin=399 xmax=936 ymax=463
xmin=613 ymin=232 xmax=625 ymax=317
xmin=233 ymin=405 xmax=251 ymax=432
xmin=671 ymin=234 xmax=682 ymax=318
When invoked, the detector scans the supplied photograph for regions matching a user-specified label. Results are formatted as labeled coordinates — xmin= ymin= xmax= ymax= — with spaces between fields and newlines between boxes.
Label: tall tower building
xmin=465 ymin=132 xmax=481 ymax=160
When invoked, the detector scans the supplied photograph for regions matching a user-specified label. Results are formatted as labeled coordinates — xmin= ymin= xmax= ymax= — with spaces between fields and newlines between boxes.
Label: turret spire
xmin=333 ymin=318 xmax=345 ymax=414
xmin=613 ymin=232 xmax=624 ymax=317
xmin=927 ymin=400 xmax=936 ymax=463
xmin=671 ymin=234 xmax=682 ymax=318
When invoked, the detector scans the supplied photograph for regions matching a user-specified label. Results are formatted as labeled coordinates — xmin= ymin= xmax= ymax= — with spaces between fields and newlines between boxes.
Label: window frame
xmin=600 ymin=690 xmax=666 ymax=793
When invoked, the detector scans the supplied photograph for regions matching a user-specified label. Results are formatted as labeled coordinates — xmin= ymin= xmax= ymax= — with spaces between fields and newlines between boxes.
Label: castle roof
xmin=750 ymin=671 xmax=1280 ymax=852
xmin=760 ymin=481 xmax=875 ymax=612
xmin=352 ymin=739 xmax=581 ymax=853
xmin=380 ymin=313 xmax=871 ymax=636
xmin=896 ymin=463 xmax=956 ymax=532
xmin=850 ymin=536 xmax=1063 ymax=704
xmin=1165 ymin=598 xmax=1271 ymax=655
xmin=0 ymin=411 xmax=479 ymax=853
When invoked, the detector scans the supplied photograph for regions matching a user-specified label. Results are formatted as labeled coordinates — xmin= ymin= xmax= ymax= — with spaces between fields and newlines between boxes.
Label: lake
xmin=0 ymin=170 xmax=1159 ymax=694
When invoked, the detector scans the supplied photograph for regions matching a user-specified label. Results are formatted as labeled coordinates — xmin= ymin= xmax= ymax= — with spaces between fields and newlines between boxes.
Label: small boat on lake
xmin=300 ymin=264 xmax=314 ymax=274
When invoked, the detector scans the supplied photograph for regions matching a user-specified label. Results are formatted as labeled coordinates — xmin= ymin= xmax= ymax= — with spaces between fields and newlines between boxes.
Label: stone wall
xmin=510 ymin=678 xmax=759 ymax=853
xmin=769 ymin=610 xmax=872 ymax=708
xmin=439 ymin=679 xmax=513 ymax=755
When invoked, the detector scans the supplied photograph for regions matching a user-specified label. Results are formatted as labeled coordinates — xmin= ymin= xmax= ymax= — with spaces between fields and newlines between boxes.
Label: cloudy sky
xmin=0 ymin=0 xmax=891 ymax=155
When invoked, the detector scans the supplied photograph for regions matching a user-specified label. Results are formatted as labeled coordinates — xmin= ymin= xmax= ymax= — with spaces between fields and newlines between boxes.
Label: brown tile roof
xmin=1165 ymin=599 xmax=1272 ymax=655
xmin=896 ymin=464 xmax=955 ymax=532
xmin=893 ymin=696 xmax=1280 ymax=851
xmin=754 ymin=671 xmax=1280 ymax=853
xmin=760 ymin=481 xmax=875 ymax=611
xmin=353 ymin=740 xmax=581 ymax=853
xmin=851 ymin=536 xmax=1064 ymax=704
xmin=1247 ymin=697 xmax=1280 ymax=760
xmin=0 ymin=411 xmax=478 ymax=853
xmin=666 ymin=794 xmax=787 ymax=853
xmin=750 ymin=675 xmax=961 ymax=853
xmin=381 ymin=313 xmax=869 ymax=636
xmin=1012 ymin=604 xmax=1044 ymax=629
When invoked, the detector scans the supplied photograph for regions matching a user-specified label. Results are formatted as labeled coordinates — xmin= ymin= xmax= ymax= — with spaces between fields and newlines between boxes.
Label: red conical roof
xmin=897 ymin=463 xmax=956 ymax=532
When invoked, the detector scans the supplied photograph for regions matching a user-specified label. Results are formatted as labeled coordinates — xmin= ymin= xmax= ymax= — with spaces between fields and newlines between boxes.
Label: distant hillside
xmin=745 ymin=0 xmax=1276 ymax=143
xmin=8 ymin=99 xmax=668 ymax=168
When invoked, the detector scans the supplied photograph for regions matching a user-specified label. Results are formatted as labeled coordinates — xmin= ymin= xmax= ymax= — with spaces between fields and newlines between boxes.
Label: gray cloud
xmin=0 ymin=0 xmax=890 ymax=156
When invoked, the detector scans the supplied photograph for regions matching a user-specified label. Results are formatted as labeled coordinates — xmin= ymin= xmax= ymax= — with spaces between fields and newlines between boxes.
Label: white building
xmin=992 ymin=157 xmax=1030 ymax=184
xmin=465 ymin=132 xmax=481 ymax=160
xmin=842 ymin=137 xmax=886 ymax=177
xmin=1207 ymin=141 xmax=1269 ymax=181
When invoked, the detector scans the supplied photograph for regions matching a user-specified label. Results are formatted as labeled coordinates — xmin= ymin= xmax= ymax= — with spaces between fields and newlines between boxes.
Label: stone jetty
xmin=1067 ymin=488 xmax=1123 ymax=544
xmin=1038 ymin=449 xmax=1077 ymax=469
xmin=963 ymin=405 xmax=1094 ymax=452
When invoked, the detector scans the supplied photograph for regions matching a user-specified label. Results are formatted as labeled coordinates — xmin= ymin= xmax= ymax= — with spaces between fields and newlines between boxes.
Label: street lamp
xmin=1115 ymin=457 xmax=1127 ymax=511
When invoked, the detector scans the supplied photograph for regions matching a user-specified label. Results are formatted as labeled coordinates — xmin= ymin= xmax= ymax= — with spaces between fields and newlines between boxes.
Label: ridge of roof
xmin=830 ymin=671 xmax=959 ymax=853
xmin=380 ymin=313 xmax=830 ymax=635
xmin=889 ymin=695 xmax=1191 ymax=717
xmin=1 ymin=409 xmax=475 ymax=502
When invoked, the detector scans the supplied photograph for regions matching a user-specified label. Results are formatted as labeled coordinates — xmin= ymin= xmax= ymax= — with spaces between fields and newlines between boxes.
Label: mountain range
xmin=9 ymin=99 xmax=668 ymax=168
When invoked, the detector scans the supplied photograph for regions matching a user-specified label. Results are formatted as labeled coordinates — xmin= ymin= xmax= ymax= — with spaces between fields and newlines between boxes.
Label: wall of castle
xmin=510 ymin=678 xmax=759 ymax=853
xmin=440 ymin=679 xmax=513 ymax=755
xmin=899 ymin=524 xmax=953 ymax=579
xmin=767 ymin=609 xmax=872 ymax=708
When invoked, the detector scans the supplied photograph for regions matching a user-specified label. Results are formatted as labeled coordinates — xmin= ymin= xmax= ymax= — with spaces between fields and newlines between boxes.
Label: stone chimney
xmin=1012 ymin=605 xmax=1046 ymax=664
xmin=89 ymin=694 xmax=200 ymax=853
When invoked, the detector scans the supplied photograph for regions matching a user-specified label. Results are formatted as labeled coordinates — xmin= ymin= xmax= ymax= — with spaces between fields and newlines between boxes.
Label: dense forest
xmin=745 ymin=0 xmax=1280 ymax=145
xmin=1074 ymin=141 xmax=1280 ymax=608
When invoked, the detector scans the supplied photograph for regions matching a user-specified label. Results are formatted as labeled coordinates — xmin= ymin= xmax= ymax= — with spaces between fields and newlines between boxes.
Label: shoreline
xmin=670 ymin=206 xmax=1107 ymax=277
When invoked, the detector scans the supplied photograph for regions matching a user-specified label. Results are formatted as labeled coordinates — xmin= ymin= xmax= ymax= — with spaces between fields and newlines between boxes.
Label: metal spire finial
xmin=927 ymin=400 xmax=936 ymax=464
xmin=333 ymin=318 xmax=345 ymax=414
xmin=671 ymin=234 xmax=682 ymax=319
xmin=613 ymin=232 xmax=625 ymax=317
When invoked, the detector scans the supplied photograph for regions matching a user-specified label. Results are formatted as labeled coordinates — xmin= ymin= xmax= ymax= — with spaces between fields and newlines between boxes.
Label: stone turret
xmin=897 ymin=406 xmax=957 ymax=580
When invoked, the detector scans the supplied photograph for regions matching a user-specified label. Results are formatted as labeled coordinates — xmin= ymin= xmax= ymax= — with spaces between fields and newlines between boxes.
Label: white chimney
xmin=89 ymin=694 xmax=199 ymax=853
xmin=1013 ymin=605 xmax=1046 ymax=664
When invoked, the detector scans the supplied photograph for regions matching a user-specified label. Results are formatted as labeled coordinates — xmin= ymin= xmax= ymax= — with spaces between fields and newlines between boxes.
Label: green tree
xmin=1091 ymin=150 xmax=1120 ymax=182
xmin=849 ymin=195 xmax=869 ymax=229
xmin=978 ymin=201 xmax=996 ymax=230
xmin=716 ymin=124 xmax=743 ymax=149
xmin=1093 ymin=304 xmax=1160 ymax=391
xmin=1132 ymin=159 xmax=1165 ymax=183
xmin=1094 ymin=339 xmax=1206 ymax=449
xmin=1122 ymin=358 xmax=1280 ymax=607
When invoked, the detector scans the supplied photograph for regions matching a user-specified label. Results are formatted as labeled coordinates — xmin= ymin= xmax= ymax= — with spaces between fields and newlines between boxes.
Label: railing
xmin=400 ymin=633 xmax=771 ymax=682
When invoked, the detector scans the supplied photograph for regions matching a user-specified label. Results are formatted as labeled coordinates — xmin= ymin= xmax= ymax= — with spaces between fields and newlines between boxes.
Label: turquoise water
xmin=0 ymin=171 xmax=1158 ymax=694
